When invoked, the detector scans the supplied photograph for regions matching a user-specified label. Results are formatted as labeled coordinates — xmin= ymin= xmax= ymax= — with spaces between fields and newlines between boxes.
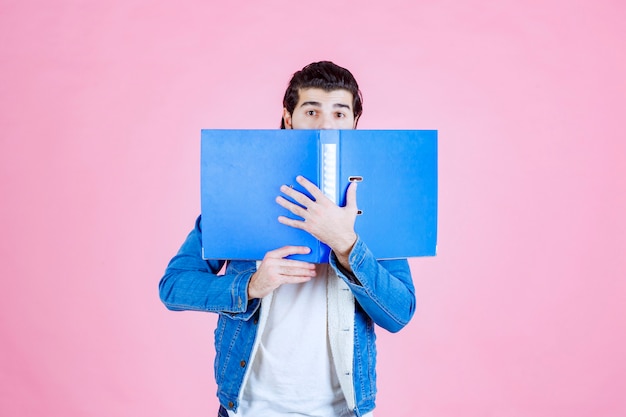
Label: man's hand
xmin=248 ymin=246 xmax=317 ymax=299
xmin=276 ymin=175 xmax=358 ymax=268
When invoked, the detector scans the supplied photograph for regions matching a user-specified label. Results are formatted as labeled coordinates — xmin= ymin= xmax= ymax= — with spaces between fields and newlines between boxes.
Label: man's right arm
xmin=159 ymin=216 xmax=316 ymax=316
xmin=159 ymin=216 xmax=259 ymax=318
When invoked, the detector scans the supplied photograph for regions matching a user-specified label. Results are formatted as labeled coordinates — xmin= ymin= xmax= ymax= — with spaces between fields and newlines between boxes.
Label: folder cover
xmin=200 ymin=129 xmax=438 ymax=262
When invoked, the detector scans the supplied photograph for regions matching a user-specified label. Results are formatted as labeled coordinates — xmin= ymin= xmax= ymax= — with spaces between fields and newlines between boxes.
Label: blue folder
xmin=200 ymin=129 xmax=438 ymax=262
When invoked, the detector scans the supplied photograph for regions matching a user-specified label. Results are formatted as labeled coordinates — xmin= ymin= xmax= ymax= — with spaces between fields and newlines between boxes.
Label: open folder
xmin=200 ymin=129 xmax=438 ymax=263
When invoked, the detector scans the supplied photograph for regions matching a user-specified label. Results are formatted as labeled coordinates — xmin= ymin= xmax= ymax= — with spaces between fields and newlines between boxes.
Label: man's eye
xmin=336 ymin=112 xmax=345 ymax=118
xmin=306 ymin=110 xmax=316 ymax=116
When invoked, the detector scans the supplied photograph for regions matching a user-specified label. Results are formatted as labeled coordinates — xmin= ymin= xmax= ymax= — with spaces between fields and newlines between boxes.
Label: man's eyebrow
xmin=298 ymin=101 xmax=322 ymax=107
xmin=298 ymin=101 xmax=352 ymax=110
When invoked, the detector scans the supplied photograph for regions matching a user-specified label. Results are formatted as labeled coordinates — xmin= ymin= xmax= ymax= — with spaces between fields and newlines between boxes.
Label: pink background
xmin=1 ymin=1 xmax=625 ymax=416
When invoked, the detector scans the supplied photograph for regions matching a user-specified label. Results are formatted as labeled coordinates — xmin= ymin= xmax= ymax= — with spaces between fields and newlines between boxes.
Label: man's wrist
xmin=332 ymin=233 xmax=357 ymax=270
xmin=333 ymin=233 xmax=357 ymax=257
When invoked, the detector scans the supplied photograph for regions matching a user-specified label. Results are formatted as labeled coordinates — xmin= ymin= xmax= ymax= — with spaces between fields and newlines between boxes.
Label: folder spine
xmin=319 ymin=130 xmax=340 ymax=204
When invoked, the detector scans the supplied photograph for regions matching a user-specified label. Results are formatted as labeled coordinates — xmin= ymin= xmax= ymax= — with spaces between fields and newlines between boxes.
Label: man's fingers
xmin=279 ymin=264 xmax=317 ymax=278
xmin=250 ymin=246 xmax=317 ymax=299
xmin=266 ymin=245 xmax=312 ymax=259
xmin=276 ymin=196 xmax=307 ymax=218
xmin=280 ymin=274 xmax=315 ymax=285
xmin=277 ymin=215 xmax=307 ymax=231
xmin=345 ymin=181 xmax=358 ymax=210
xmin=295 ymin=175 xmax=324 ymax=199
xmin=279 ymin=184 xmax=314 ymax=207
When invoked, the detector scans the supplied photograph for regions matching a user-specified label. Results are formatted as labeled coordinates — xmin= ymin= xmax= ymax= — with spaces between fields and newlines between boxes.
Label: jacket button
xmin=240 ymin=360 xmax=246 ymax=367
xmin=228 ymin=401 xmax=234 ymax=409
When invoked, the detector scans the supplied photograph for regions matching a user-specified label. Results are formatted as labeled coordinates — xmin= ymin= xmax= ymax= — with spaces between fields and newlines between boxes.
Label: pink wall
xmin=1 ymin=1 xmax=625 ymax=416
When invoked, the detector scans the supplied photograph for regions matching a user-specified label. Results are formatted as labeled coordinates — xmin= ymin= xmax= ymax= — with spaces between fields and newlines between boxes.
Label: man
xmin=159 ymin=61 xmax=415 ymax=417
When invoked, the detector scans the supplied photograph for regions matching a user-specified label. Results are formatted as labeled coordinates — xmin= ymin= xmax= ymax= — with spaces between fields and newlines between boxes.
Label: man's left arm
xmin=330 ymin=237 xmax=415 ymax=333
xmin=277 ymin=175 xmax=416 ymax=332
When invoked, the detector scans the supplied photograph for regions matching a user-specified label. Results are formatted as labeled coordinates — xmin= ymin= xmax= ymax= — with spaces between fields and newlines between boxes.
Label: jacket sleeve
xmin=158 ymin=216 xmax=260 ymax=320
xmin=329 ymin=236 xmax=416 ymax=333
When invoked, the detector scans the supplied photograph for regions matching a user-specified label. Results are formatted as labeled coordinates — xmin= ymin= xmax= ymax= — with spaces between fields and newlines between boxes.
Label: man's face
xmin=283 ymin=88 xmax=357 ymax=130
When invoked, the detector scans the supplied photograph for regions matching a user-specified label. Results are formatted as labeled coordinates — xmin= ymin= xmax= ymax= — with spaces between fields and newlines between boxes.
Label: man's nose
xmin=318 ymin=114 xmax=335 ymax=130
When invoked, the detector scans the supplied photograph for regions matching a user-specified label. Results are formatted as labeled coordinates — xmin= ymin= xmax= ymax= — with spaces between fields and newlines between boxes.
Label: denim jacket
xmin=159 ymin=216 xmax=415 ymax=416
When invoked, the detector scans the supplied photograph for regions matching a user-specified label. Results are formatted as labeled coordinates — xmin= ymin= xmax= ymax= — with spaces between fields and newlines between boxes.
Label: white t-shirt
xmin=229 ymin=264 xmax=353 ymax=417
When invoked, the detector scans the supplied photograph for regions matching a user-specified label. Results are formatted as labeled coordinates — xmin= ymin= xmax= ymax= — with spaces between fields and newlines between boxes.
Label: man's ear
xmin=282 ymin=108 xmax=293 ymax=129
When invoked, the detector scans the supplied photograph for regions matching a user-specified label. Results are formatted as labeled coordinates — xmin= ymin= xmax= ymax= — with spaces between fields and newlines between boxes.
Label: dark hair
xmin=281 ymin=61 xmax=363 ymax=128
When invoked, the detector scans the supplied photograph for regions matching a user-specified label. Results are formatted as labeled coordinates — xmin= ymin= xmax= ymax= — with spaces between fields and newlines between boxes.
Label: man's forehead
xmin=296 ymin=88 xmax=353 ymax=108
